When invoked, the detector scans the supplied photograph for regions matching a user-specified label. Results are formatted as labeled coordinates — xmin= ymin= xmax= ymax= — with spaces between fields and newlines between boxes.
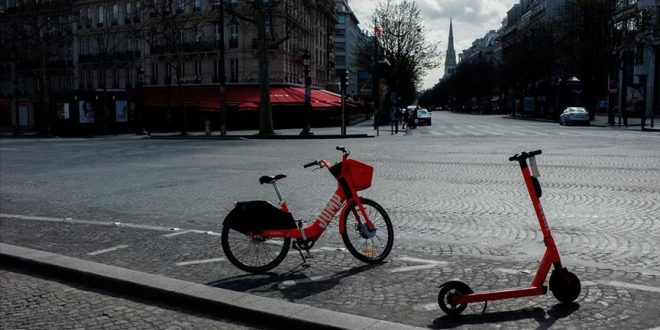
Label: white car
xmin=559 ymin=107 xmax=590 ymax=126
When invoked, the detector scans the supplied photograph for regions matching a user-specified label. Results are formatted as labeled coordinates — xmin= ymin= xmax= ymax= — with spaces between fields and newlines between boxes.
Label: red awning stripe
xmin=143 ymin=85 xmax=353 ymax=110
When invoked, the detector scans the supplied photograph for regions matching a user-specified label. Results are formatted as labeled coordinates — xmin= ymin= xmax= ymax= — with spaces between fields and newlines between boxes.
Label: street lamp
xmin=300 ymin=50 xmax=313 ymax=136
xmin=137 ymin=64 xmax=147 ymax=135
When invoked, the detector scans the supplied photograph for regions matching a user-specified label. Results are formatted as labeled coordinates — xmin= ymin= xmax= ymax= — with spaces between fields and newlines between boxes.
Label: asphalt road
xmin=1 ymin=112 xmax=659 ymax=329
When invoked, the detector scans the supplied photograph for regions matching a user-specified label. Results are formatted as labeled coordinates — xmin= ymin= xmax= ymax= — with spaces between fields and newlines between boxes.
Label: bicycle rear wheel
xmin=221 ymin=226 xmax=290 ymax=273
xmin=340 ymin=198 xmax=394 ymax=263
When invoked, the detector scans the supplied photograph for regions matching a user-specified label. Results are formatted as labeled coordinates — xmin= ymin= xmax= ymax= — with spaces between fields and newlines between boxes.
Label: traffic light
xmin=340 ymin=70 xmax=349 ymax=91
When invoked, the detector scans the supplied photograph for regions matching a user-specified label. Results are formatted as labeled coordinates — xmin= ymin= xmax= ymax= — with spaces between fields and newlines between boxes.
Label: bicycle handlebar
xmin=336 ymin=146 xmax=350 ymax=155
xmin=509 ymin=149 xmax=542 ymax=161
xmin=303 ymin=160 xmax=319 ymax=168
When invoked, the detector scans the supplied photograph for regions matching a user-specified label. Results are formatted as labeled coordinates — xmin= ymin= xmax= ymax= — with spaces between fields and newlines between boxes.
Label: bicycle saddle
xmin=259 ymin=174 xmax=287 ymax=184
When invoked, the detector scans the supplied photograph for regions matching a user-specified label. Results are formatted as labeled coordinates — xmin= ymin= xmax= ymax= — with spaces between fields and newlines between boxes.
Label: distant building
xmin=334 ymin=0 xmax=360 ymax=97
xmin=444 ymin=18 xmax=456 ymax=78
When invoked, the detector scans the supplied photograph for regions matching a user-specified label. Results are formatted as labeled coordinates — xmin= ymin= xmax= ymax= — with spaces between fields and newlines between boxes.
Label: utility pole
xmin=340 ymin=70 xmax=348 ymax=136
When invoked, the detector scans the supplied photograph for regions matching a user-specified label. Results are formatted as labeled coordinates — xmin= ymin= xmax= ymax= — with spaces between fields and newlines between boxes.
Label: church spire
xmin=444 ymin=18 xmax=456 ymax=78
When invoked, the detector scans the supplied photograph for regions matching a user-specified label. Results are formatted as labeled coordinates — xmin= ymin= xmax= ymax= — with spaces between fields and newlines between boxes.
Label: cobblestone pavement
xmin=1 ymin=112 xmax=659 ymax=329
xmin=0 ymin=267 xmax=261 ymax=329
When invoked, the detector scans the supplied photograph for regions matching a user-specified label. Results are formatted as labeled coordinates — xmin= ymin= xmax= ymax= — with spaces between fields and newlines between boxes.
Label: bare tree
xmin=371 ymin=0 xmax=440 ymax=106
xmin=225 ymin=0 xmax=311 ymax=135
xmin=135 ymin=0 xmax=206 ymax=135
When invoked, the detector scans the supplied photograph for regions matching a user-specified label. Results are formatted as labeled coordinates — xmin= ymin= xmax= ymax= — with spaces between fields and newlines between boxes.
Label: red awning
xmin=143 ymin=85 xmax=347 ymax=111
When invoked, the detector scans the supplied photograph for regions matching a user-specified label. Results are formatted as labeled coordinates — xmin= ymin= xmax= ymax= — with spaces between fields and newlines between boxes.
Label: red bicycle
xmin=221 ymin=146 xmax=394 ymax=273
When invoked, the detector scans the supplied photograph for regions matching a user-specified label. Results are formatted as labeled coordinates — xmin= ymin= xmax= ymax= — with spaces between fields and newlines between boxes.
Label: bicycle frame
xmin=258 ymin=152 xmax=375 ymax=240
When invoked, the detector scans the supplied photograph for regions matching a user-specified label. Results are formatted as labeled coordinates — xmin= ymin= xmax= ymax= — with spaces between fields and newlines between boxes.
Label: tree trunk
xmin=256 ymin=6 xmax=274 ymax=135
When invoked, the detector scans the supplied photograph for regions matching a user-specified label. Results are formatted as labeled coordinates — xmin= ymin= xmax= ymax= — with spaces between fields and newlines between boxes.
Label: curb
xmin=146 ymin=134 xmax=373 ymax=140
xmin=0 ymin=243 xmax=420 ymax=330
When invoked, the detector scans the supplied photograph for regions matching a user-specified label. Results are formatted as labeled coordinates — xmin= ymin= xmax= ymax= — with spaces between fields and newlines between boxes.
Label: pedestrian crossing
xmin=415 ymin=123 xmax=639 ymax=138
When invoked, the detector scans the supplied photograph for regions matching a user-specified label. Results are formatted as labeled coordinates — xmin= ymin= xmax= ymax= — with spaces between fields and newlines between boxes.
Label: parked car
xmin=416 ymin=108 xmax=432 ymax=126
xmin=559 ymin=107 xmax=590 ymax=126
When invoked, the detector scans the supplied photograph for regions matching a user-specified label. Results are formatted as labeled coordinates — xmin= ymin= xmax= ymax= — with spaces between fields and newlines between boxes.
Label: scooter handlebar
xmin=509 ymin=150 xmax=542 ymax=161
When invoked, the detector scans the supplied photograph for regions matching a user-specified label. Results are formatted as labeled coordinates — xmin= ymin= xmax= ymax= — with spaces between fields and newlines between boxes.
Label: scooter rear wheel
xmin=438 ymin=281 xmax=473 ymax=316
xmin=549 ymin=268 xmax=581 ymax=303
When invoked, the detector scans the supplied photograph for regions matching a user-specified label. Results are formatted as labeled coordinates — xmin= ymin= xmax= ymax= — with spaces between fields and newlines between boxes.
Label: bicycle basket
xmin=345 ymin=159 xmax=374 ymax=191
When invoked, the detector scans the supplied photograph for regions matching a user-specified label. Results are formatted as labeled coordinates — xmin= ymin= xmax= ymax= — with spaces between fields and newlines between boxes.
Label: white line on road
xmin=0 ymin=213 xmax=178 ymax=232
xmin=175 ymin=257 xmax=226 ymax=266
xmin=162 ymin=229 xmax=221 ymax=237
xmin=87 ymin=245 xmax=129 ymax=256
xmin=280 ymin=274 xmax=332 ymax=287
xmin=389 ymin=256 xmax=448 ymax=273
xmin=596 ymin=280 xmax=660 ymax=294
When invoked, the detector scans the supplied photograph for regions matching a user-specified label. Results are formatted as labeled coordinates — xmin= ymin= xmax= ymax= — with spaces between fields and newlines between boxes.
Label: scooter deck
xmin=453 ymin=286 xmax=548 ymax=304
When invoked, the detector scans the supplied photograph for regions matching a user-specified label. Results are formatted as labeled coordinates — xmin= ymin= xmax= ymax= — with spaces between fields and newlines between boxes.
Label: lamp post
xmin=300 ymin=50 xmax=313 ymax=136
xmin=137 ymin=64 xmax=147 ymax=135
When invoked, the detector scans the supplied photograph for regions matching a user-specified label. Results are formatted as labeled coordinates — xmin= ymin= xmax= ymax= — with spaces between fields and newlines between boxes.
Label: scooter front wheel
xmin=549 ymin=268 xmax=581 ymax=303
xmin=438 ymin=281 xmax=473 ymax=316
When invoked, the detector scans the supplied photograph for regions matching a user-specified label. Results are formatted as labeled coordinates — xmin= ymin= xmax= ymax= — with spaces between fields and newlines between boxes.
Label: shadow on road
xmin=429 ymin=302 xmax=579 ymax=329
xmin=205 ymin=263 xmax=381 ymax=300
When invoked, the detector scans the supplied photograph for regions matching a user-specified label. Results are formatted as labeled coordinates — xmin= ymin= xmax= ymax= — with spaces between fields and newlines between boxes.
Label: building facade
xmin=333 ymin=0 xmax=360 ymax=97
xmin=0 ymin=0 xmax=338 ymax=133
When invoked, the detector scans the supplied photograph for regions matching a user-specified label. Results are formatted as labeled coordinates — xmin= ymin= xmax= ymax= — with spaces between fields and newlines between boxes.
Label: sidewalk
xmin=0 ymin=243 xmax=420 ymax=330
xmin=505 ymin=113 xmax=660 ymax=132
xmin=147 ymin=118 xmax=385 ymax=140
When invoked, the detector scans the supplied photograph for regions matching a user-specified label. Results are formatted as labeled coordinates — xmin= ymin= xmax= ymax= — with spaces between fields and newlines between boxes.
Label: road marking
xmin=162 ymin=229 xmax=221 ymax=237
xmin=389 ymin=257 xmax=448 ymax=273
xmin=0 ymin=213 xmax=177 ymax=232
xmin=175 ymin=257 xmax=226 ymax=266
xmin=87 ymin=245 xmax=129 ymax=256
xmin=279 ymin=274 xmax=332 ymax=287
xmin=596 ymin=280 xmax=660 ymax=294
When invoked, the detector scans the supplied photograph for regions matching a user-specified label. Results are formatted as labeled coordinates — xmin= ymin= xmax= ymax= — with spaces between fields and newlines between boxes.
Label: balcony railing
xmin=150 ymin=41 xmax=218 ymax=55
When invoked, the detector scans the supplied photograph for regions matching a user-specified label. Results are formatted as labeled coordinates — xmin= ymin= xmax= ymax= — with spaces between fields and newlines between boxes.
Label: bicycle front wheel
xmin=221 ymin=226 xmax=291 ymax=273
xmin=340 ymin=198 xmax=394 ymax=263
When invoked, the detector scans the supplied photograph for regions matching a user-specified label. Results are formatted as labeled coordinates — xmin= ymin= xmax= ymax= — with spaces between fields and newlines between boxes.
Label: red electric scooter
xmin=437 ymin=150 xmax=581 ymax=315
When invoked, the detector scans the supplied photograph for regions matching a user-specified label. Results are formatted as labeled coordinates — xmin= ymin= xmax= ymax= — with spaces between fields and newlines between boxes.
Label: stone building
xmin=0 ymin=0 xmax=340 ymax=134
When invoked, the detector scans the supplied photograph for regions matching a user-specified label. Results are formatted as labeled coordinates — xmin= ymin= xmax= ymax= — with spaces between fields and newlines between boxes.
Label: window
xmin=165 ymin=63 xmax=172 ymax=84
xmin=151 ymin=62 xmax=158 ymax=84
xmin=113 ymin=68 xmax=119 ymax=87
xmin=98 ymin=68 xmax=105 ymax=88
xmin=338 ymin=15 xmax=345 ymax=24
xmin=176 ymin=62 xmax=185 ymax=82
xmin=213 ymin=59 xmax=224 ymax=82
xmin=98 ymin=6 xmax=104 ymax=25
xmin=194 ymin=60 xmax=202 ymax=78
xmin=230 ymin=58 xmax=238 ymax=82
xmin=230 ymin=23 xmax=238 ymax=40
xmin=125 ymin=2 xmax=132 ymax=23
xmin=87 ymin=7 xmax=93 ymax=27
xmin=126 ymin=67 xmax=132 ymax=87
xmin=87 ymin=70 xmax=93 ymax=88
xmin=112 ymin=3 xmax=118 ymax=24
xmin=229 ymin=23 xmax=238 ymax=48
xmin=193 ymin=0 xmax=200 ymax=12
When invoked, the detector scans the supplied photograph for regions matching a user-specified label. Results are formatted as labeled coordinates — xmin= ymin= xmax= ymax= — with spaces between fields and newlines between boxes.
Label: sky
xmin=348 ymin=0 xmax=518 ymax=90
